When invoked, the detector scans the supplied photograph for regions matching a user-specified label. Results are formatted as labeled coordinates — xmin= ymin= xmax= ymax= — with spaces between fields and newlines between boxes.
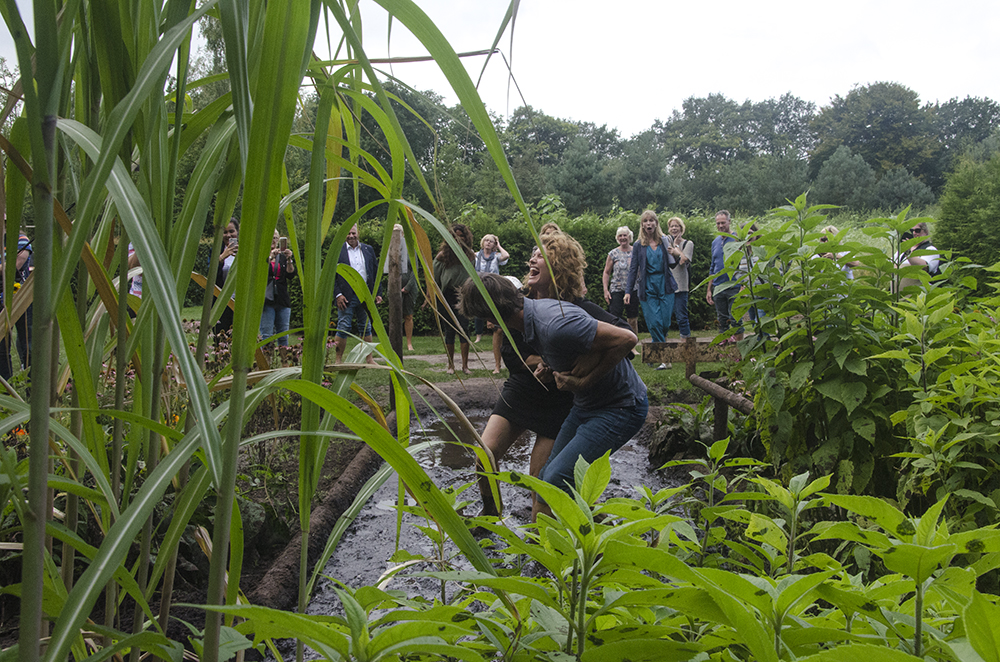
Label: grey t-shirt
xmin=669 ymin=238 xmax=694 ymax=292
xmin=522 ymin=298 xmax=647 ymax=411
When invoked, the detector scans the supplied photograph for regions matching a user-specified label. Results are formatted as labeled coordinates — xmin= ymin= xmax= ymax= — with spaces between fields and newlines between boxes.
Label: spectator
xmin=666 ymin=217 xmax=694 ymax=339
xmin=432 ymin=224 xmax=475 ymax=375
xmin=214 ymin=218 xmax=240 ymax=337
xmin=260 ymin=231 xmax=296 ymax=364
xmin=0 ymin=230 xmax=32 ymax=380
xmin=473 ymin=233 xmax=509 ymax=372
xmin=706 ymin=210 xmax=742 ymax=342
xmin=896 ymin=221 xmax=940 ymax=291
xmin=334 ymin=224 xmax=382 ymax=364
xmin=384 ymin=224 xmax=420 ymax=352
xmin=602 ymin=225 xmax=639 ymax=336
xmin=625 ymin=210 xmax=682 ymax=369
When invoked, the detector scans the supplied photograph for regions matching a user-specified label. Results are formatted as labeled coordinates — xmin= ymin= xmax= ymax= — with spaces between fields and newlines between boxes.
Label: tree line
xmin=334 ymin=81 xmax=1000 ymax=223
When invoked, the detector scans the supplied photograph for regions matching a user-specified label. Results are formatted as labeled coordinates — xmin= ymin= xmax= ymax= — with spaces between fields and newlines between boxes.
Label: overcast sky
xmin=2 ymin=0 xmax=997 ymax=138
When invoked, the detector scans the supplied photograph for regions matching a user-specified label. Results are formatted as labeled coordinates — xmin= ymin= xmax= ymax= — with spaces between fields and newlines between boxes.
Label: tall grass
xmin=1 ymin=1 xmax=533 ymax=661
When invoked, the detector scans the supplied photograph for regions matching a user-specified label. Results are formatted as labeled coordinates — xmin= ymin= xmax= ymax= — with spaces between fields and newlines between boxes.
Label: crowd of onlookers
xmin=0 ymin=210 xmax=940 ymax=382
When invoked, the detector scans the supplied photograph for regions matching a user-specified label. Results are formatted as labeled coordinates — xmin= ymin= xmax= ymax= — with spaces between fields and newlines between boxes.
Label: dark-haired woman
xmin=214 ymin=218 xmax=240 ymax=337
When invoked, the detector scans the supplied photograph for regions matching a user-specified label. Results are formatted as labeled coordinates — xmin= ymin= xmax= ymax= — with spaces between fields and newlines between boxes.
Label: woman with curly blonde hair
xmin=525 ymin=230 xmax=586 ymax=301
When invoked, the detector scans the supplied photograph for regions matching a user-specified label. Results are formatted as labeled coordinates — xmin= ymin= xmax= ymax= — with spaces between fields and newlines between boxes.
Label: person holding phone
xmin=214 ymin=218 xmax=240 ymax=337
xmin=260 ymin=230 xmax=296 ymax=363
xmin=625 ymin=210 xmax=681 ymax=368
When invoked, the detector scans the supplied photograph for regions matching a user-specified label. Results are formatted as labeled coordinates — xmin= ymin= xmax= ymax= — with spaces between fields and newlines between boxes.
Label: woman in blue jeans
xmin=260 ymin=230 xmax=296 ymax=364
xmin=459 ymin=273 xmax=648 ymax=515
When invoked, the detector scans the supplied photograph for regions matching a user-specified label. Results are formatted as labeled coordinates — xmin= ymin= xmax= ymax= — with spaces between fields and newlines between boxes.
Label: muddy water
xmin=303 ymin=407 xmax=678 ymax=626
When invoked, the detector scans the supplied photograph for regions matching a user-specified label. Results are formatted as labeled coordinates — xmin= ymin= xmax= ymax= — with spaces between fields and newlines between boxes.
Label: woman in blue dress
xmin=625 ymin=210 xmax=684 ymax=368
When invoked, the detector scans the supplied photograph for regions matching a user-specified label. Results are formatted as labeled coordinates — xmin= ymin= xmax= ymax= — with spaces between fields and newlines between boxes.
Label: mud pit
xmin=304 ymin=379 xmax=675 ymax=614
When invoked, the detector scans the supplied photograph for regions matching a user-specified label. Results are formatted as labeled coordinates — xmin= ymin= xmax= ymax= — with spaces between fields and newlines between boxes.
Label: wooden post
xmin=688 ymin=373 xmax=754 ymax=441
xmin=387 ymin=225 xmax=403 ymax=411
xmin=684 ymin=335 xmax=696 ymax=378
xmin=713 ymin=397 xmax=729 ymax=442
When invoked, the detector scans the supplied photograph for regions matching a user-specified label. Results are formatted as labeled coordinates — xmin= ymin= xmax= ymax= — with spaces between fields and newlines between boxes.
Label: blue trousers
xmin=641 ymin=292 xmax=675 ymax=343
xmin=335 ymin=294 xmax=373 ymax=338
xmin=673 ymin=291 xmax=690 ymax=337
xmin=260 ymin=304 xmax=291 ymax=346
xmin=540 ymin=394 xmax=649 ymax=495
xmin=712 ymin=284 xmax=741 ymax=334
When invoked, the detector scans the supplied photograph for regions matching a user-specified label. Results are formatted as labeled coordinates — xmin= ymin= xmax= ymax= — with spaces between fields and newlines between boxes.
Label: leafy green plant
xmin=661 ymin=437 xmax=767 ymax=568
xmin=732 ymin=195 xmax=959 ymax=496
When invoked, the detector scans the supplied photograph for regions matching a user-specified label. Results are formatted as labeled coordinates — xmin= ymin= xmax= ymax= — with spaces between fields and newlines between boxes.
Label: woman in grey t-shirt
xmin=667 ymin=217 xmax=694 ymax=338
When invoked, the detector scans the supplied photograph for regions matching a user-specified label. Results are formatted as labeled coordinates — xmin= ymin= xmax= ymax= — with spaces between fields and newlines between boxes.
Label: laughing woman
xmin=625 ymin=211 xmax=683 ymax=365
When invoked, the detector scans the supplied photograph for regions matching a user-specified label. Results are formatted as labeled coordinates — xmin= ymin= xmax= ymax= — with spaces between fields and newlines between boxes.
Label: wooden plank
xmin=688 ymin=373 xmax=754 ymax=415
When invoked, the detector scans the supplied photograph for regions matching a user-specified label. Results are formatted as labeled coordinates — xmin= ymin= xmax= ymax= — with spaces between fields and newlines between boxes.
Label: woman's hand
xmin=623 ymin=293 xmax=631 ymax=305
xmin=603 ymin=288 xmax=611 ymax=303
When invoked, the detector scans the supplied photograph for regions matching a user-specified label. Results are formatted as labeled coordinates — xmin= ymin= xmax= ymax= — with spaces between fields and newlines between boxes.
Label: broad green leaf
xmin=878 ymin=543 xmax=956 ymax=583
xmin=775 ymin=571 xmax=837 ymax=618
xmin=796 ymin=643 xmax=924 ymax=661
xmin=746 ymin=513 xmax=789 ymax=552
xmin=580 ymin=638 xmax=703 ymax=662
xmin=914 ymin=495 xmax=948 ymax=546
xmin=579 ymin=453 xmax=612 ymax=506
xmin=822 ymin=494 xmax=906 ymax=539
xmin=965 ymin=590 xmax=1000 ymax=662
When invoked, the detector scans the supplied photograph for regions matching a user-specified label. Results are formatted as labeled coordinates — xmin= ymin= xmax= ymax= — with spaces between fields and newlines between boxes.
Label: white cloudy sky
xmin=2 ymin=0 xmax=997 ymax=138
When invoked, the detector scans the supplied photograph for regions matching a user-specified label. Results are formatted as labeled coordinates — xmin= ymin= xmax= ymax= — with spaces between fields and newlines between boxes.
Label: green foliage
xmin=223 ymin=455 xmax=1000 ymax=662
xmin=812 ymin=146 xmax=877 ymax=210
xmin=734 ymin=197 xmax=932 ymax=495
xmin=810 ymin=82 xmax=941 ymax=186
xmin=875 ymin=286 xmax=1000 ymax=524
xmin=936 ymin=148 xmax=1000 ymax=290
xmin=871 ymin=168 xmax=936 ymax=213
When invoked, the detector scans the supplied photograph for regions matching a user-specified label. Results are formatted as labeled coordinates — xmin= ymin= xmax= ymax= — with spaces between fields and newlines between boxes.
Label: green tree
xmin=712 ymin=155 xmax=809 ymax=215
xmin=550 ymin=136 xmax=610 ymax=215
xmin=932 ymin=95 xmax=1000 ymax=181
xmin=870 ymin=167 xmax=935 ymax=212
xmin=604 ymin=130 xmax=677 ymax=212
xmin=811 ymin=145 xmax=876 ymax=210
xmin=657 ymin=93 xmax=816 ymax=171
xmin=503 ymin=104 xmax=580 ymax=165
xmin=936 ymin=149 xmax=1000 ymax=283
xmin=809 ymin=82 xmax=940 ymax=184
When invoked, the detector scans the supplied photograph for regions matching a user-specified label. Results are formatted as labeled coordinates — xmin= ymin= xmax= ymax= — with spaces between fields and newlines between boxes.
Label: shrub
xmin=936 ymin=149 xmax=1000 ymax=291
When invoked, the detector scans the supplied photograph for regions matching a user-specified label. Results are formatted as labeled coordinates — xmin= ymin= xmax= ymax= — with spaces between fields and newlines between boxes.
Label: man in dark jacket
xmin=334 ymin=224 xmax=381 ymax=363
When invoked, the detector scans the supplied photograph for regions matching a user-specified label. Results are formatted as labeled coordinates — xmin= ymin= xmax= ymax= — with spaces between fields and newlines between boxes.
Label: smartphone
xmin=279 ymin=236 xmax=288 ymax=251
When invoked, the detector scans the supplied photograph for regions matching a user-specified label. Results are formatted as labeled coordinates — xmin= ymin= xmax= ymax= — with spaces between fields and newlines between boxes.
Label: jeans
xmin=673 ymin=291 xmax=690 ymax=337
xmin=640 ymin=293 xmax=675 ymax=343
xmin=540 ymin=393 xmax=649 ymax=494
xmin=712 ymin=283 xmax=741 ymax=334
xmin=260 ymin=304 xmax=291 ymax=346
xmin=335 ymin=294 xmax=373 ymax=338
